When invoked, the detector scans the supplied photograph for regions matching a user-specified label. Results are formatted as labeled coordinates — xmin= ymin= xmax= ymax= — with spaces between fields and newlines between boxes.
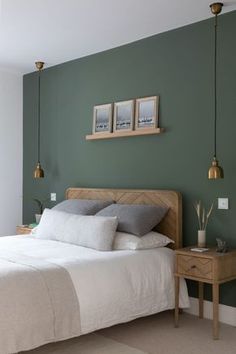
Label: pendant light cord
xmin=37 ymin=69 xmax=41 ymax=164
xmin=214 ymin=14 xmax=218 ymax=158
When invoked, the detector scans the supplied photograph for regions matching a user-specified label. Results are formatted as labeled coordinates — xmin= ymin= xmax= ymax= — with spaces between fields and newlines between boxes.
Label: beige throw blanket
xmin=0 ymin=251 xmax=81 ymax=354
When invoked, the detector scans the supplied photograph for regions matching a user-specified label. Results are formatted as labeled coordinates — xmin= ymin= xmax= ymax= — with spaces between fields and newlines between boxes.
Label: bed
xmin=0 ymin=188 xmax=189 ymax=353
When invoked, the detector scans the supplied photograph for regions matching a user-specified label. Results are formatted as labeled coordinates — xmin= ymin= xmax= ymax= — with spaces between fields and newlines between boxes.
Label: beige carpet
xmin=22 ymin=312 xmax=236 ymax=354
xmin=22 ymin=333 xmax=146 ymax=354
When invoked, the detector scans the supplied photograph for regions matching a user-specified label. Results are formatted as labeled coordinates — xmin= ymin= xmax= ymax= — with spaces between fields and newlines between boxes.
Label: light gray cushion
xmin=96 ymin=204 xmax=168 ymax=236
xmin=36 ymin=208 xmax=118 ymax=251
xmin=52 ymin=199 xmax=113 ymax=215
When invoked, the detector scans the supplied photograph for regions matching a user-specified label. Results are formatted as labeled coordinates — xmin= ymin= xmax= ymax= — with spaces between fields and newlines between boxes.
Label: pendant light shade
xmin=208 ymin=157 xmax=224 ymax=179
xmin=34 ymin=162 xmax=44 ymax=178
xmin=208 ymin=3 xmax=224 ymax=179
xmin=33 ymin=61 xmax=45 ymax=178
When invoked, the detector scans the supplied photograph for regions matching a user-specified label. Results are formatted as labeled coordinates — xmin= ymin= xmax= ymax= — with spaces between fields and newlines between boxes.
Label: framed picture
xmin=113 ymin=100 xmax=134 ymax=132
xmin=93 ymin=103 xmax=113 ymax=134
xmin=135 ymin=96 xmax=159 ymax=130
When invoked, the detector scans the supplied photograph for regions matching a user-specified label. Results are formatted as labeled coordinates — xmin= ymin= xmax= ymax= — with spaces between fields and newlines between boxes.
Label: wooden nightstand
xmin=174 ymin=247 xmax=236 ymax=339
xmin=16 ymin=225 xmax=34 ymax=235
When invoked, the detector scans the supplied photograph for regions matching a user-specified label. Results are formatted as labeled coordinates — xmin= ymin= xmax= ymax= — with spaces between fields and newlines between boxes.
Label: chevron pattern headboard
xmin=66 ymin=188 xmax=182 ymax=249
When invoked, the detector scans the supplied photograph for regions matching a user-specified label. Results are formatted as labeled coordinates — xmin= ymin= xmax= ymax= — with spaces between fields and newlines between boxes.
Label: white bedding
xmin=0 ymin=235 xmax=189 ymax=342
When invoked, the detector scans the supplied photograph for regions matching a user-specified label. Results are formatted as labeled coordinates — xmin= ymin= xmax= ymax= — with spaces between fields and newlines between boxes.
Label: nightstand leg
xmin=198 ymin=282 xmax=204 ymax=318
xmin=213 ymin=283 xmax=219 ymax=339
xmin=174 ymin=276 xmax=180 ymax=327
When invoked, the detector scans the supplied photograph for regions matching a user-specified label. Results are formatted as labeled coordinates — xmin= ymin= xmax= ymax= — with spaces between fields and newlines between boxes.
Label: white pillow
xmin=113 ymin=231 xmax=174 ymax=250
xmin=35 ymin=208 xmax=118 ymax=251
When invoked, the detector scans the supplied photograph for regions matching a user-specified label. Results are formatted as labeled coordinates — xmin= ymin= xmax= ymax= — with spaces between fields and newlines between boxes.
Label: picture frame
xmin=113 ymin=99 xmax=134 ymax=132
xmin=135 ymin=96 xmax=159 ymax=130
xmin=93 ymin=103 xmax=113 ymax=134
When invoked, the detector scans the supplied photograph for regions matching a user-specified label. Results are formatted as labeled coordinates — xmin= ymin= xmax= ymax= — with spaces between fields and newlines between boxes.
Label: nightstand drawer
xmin=16 ymin=226 xmax=33 ymax=235
xmin=177 ymin=255 xmax=213 ymax=280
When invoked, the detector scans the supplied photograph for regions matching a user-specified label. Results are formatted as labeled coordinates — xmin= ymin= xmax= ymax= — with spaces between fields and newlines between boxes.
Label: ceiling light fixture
xmin=33 ymin=61 xmax=45 ymax=178
xmin=208 ymin=2 xmax=224 ymax=179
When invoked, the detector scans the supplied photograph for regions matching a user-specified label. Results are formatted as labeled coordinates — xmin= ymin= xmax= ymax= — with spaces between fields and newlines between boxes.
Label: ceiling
xmin=0 ymin=0 xmax=235 ymax=75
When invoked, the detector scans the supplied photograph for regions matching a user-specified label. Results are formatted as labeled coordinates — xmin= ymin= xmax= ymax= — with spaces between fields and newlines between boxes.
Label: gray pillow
xmin=52 ymin=199 xmax=113 ymax=215
xmin=96 ymin=204 xmax=168 ymax=236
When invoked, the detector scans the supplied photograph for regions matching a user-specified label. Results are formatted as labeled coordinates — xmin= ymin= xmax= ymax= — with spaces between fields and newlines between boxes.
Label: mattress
xmin=0 ymin=235 xmax=189 ymax=351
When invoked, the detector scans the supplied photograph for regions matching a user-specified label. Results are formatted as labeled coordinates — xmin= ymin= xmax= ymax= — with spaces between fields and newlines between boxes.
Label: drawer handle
xmin=186 ymin=265 xmax=197 ymax=271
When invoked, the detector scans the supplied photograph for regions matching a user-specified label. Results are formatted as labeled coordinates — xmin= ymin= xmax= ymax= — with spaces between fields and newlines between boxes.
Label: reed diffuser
xmin=193 ymin=201 xmax=214 ymax=247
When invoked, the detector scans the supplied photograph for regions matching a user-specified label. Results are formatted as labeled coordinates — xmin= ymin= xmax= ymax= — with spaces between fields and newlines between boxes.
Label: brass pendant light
xmin=208 ymin=3 xmax=224 ymax=179
xmin=33 ymin=61 xmax=45 ymax=178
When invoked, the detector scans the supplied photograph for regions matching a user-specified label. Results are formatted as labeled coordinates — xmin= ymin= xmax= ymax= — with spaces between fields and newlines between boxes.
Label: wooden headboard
xmin=66 ymin=188 xmax=182 ymax=249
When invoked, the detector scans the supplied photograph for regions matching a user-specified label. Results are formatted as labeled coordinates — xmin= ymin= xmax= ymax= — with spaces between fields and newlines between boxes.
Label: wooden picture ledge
xmin=86 ymin=127 xmax=164 ymax=140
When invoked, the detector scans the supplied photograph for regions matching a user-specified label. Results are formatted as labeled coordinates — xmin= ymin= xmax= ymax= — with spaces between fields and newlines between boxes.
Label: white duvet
xmin=0 ymin=235 xmax=189 ymax=335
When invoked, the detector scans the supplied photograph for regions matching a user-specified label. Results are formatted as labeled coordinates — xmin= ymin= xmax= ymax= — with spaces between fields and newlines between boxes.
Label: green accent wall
xmin=23 ymin=11 xmax=236 ymax=306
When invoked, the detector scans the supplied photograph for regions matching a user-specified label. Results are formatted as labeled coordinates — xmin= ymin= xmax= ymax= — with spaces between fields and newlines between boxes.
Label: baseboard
xmin=184 ymin=297 xmax=236 ymax=327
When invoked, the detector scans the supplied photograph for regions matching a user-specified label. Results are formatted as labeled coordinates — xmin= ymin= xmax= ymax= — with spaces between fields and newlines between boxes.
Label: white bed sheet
xmin=0 ymin=235 xmax=189 ymax=334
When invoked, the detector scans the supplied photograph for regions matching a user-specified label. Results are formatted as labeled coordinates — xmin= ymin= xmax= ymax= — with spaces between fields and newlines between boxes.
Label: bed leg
xmin=174 ymin=276 xmax=180 ymax=327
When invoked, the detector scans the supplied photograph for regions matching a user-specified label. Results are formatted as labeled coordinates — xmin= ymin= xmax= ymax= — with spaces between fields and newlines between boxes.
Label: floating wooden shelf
xmin=86 ymin=128 xmax=164 ymax=140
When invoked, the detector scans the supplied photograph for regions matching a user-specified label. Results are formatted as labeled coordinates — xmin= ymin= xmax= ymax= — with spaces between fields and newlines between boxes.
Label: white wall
xmin=0 ymin=70 xmax=22 ymax=235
